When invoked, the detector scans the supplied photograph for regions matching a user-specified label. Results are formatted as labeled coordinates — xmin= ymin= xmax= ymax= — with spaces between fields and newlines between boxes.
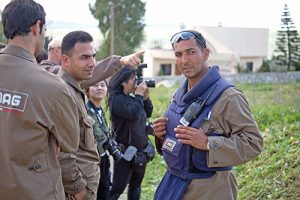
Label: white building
xmin=143 ymin=26 xmax=269 ymax=77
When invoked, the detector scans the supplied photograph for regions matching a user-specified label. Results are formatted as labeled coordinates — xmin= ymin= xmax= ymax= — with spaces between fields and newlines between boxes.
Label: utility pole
xmin=110 ymin=1 xmax=115 ymax=55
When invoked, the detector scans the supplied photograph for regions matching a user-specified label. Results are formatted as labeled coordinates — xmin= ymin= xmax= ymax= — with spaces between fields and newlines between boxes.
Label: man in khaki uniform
xmin=40 ymin=37 xmax=63 ymax=74
xmin=153 ymin=30 xmax=263 ymax=200
xmin=0 ymin=0 xmax=80 ymax=199
xmin=58 ymin=30 xmax=144 ymax=200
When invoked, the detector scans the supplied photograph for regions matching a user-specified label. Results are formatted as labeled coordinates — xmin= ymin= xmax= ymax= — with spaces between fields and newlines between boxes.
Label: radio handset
xmin=179 ymin=85 xmax=217 ymax=126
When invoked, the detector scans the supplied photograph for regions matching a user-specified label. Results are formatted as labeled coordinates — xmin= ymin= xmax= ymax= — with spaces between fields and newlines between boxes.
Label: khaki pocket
xmin=29 ymin=154 xmax=49 ymax=173
xmin=83 ymin=116 xmax=96 ymax=150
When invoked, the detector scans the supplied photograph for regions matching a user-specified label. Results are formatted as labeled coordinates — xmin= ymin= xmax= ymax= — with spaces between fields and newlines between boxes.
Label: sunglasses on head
xmin=170 ymin=31 xmax=206 ymax=48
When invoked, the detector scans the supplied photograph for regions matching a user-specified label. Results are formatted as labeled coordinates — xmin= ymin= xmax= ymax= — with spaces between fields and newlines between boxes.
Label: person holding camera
xmin=107 ymin=65 xmax=153 ymax=200
xmin=86 ymin=80 xmax=116 ymax=200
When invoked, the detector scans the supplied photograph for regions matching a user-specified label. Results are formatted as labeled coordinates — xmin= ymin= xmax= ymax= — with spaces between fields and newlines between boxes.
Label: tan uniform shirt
xmin=182 ymin=87 xmax=263 ymax=200
xmin=58 ymin=56 xmax=123 ymax=196
xmin=40 ymin=60 xmax=61 ymax=74
xmin=0 ymin=45 xmax=80 ymax=200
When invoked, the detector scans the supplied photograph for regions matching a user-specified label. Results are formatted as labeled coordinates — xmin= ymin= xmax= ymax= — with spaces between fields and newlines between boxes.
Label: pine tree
xmin=274 ymin=3 xmax=300 ymax=71
xmin=89 ymin=0 xmax=146 ymax=59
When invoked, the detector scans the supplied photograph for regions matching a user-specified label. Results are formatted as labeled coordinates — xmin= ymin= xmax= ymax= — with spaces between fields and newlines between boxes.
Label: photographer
xmin=86 ymin=80 xmax=118 ymax=200
xmin=107 ymin=65 xmax=153 ymax=200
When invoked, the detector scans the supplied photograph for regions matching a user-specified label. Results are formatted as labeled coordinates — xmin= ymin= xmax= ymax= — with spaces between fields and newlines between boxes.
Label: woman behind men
xmin=108 ymin=65 xmax=153 ymax=200
xmin=86 ymin=80 xmax=111 ymax=200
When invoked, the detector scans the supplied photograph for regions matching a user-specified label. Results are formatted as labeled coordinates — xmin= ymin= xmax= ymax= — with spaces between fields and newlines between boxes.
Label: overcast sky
xmin=1 ymin=0 xmax=299 ymax=32
xmin=1 ymin=0 xmax=299 ymax=55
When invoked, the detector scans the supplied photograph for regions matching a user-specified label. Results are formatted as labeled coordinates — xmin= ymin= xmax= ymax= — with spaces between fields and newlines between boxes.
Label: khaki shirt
xmin=58 ymin=56 xmax=123 ymax=195
xmin=40 ymin=60 xmax=61 ymax=74
xmin=182 ymin=87 xmax=263 ymax=200
xmin=59 ymin=69 xmax=100 ymax=195
xmin=0 ymin=45 xmax=80 ymax=200
xmin=206 ymin=87 xmax=263 ymax=167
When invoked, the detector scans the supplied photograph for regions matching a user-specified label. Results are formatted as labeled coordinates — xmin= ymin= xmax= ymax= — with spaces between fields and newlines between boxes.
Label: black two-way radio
xmin=179 ymin=84 xmax=217 ymax=126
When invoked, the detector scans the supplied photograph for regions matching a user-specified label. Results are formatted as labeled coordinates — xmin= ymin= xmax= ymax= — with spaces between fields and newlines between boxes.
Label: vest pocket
xmin=162 ymin=135 xmax=184 ymax=169
xmin=83 ymin=116 xmax=96 ymax=150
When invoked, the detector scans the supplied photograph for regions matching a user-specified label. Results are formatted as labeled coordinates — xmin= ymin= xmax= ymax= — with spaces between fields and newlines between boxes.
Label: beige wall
xmin=240 ymin=57 xmax=264 ymax=72
xmin=143 ymin=51 xmax=265 ymax=77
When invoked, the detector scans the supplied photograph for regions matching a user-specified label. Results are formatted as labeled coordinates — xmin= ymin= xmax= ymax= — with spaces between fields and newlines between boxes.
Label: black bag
xmin=143 ymin=140 xmax=156 ymax=162
xmin=133 ymin=140 xmax=156 ymax=167
xmin=134 ymin=152 xmax=147 ymax=167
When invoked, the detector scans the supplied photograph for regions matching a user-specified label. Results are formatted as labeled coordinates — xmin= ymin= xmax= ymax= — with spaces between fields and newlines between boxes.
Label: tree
xmin=89 ymin=0 xmax=146 ymax=59
xmin=257 ymin=59 xmax=271 ymax=72
xmin=0 ymin=9 xmax=7 ymax=43
xmin=44 ymin=35 xmax=53 ymax=50
xmin=274 ymin=3 xmax=300 ymax=71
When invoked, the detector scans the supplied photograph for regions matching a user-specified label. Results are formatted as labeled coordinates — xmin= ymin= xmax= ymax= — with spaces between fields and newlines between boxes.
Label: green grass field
xmin=141 ymin=82 xmax=300 ymax=200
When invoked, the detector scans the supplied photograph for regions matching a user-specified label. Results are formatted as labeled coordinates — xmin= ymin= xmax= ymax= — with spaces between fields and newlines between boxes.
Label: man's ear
xmin=62 ymin=54 xmax=70 ymax=69
xmin=32 ymin=20 xmax=41 ymax=35
xmin=203 ymin=48 xmax=209 ymax=61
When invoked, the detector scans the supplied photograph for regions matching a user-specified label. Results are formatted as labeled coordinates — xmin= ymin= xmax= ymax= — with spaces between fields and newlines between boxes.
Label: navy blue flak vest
xmin=155 ymin=66 xmax=234 ymax=200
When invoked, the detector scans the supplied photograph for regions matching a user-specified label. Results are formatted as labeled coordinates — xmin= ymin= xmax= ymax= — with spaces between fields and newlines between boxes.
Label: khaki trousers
xmin=182 ymin=171 xmax=238 ymax=200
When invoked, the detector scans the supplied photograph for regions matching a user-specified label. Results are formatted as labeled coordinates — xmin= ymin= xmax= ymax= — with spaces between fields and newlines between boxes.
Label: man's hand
xmin=175 ymin=125 xmax=209 ymax=150
xmin=153 ymin=117 xmax=168 ymax=140
xmin=74 ymin=189 xmax=86 ymax=200
xmin=120 ymin=50 xmax=145 ymax=67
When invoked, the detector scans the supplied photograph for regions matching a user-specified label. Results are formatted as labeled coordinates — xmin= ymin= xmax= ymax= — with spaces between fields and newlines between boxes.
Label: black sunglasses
xmin=170 ymin=31 xmax=206 ymax=48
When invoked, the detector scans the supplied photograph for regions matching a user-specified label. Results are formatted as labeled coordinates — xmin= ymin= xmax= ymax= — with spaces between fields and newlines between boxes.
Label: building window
xmin=246 ymin=62 xmax=253 ymax=72
xmin=159 ymin=64 xmax=172 ymax=75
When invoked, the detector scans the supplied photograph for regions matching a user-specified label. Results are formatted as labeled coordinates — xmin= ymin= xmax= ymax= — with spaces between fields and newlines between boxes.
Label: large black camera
xmin=136 ymin=64 xmax=155 ymax=88
xmin=102 ymin=137 xmax=123 ymax=161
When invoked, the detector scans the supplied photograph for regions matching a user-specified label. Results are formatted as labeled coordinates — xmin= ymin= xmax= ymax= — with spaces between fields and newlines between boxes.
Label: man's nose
xmin=87 ymin=59 xmax=96 ymax=68
xmin=181 ymin=53 xmax=189 ymax=63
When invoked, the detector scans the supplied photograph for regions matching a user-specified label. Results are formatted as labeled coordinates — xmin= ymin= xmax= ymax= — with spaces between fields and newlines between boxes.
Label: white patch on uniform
xmin=0 ymin=88 xmax=28 ymax=112
xmin=163 ymin=138 xmax=177 ymax=152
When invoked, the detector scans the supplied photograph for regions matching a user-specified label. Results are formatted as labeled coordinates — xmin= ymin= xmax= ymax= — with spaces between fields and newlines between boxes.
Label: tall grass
xmin=141 ymin=83 xmax=300 ymax=200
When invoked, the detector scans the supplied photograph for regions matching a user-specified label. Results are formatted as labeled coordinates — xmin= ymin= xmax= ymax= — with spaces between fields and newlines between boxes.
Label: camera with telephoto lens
xmin=136 ymin=64 xmax=155 ymax=88
xmin=102 ymin=137 xmax=123 ymax=162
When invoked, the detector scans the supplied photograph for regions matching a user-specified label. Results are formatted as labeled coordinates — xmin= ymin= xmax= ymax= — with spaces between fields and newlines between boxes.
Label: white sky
xmin=1 ymin=0 xmax=300 ymax=54
xmin=0 ymin=0 xmax=299 ymax=32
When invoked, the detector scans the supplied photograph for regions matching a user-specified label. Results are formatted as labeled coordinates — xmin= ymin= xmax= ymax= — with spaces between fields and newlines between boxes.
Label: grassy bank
xmin=141 ymin=83 xmax=300 ymax=200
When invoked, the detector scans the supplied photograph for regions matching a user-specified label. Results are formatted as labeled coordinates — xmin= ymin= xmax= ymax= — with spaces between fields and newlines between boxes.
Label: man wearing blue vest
xmin=152 ymin=30 xmax=263 ymax=200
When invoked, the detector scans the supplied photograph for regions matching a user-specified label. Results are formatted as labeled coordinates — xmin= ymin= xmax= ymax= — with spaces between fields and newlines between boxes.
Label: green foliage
xmin=236 ymin=123 xmax=300 ymax=200
xmin=44 ymin=35 xmax=53 ymax=51
xmin=0 ymin=23 xmax=5 ymax=43
xmin=235 ymin=83 xmax=300 ymax=199
xmin=148 ymin=84 xmax=178 ymax=118
xmin=89 ymin=0 xmax=146 ymax=59
xmin=257 ymin=59 xmax=271 ymax=72
xmin=140 ymin=82 xmax=300 ymax=200
xmin=0 ymin=9 xmax=7 ymax=43
xmin=274 ymin=4 xmax=300 ymax=71
xmin=294 ymin=60 xmax=300 ymax=71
